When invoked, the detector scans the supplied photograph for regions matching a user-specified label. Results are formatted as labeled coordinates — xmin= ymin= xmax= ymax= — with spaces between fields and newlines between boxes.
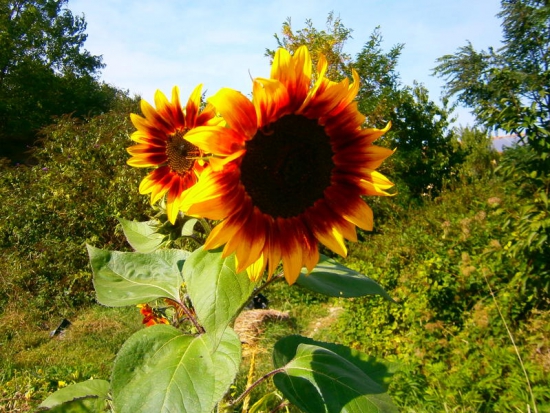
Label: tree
xmin=0 ymin=0 xmax=117 ymax=162
xmin=434 ymin=0 xmax=550 ymax=311
xmin=433 ymin=0 xmax=550 ymax=149
xmin=386 ymin=83 xmax=459 ymax=198
xmin=353 ymin=26 xmax=404 ymax=127
xmin=266 ymin=12 xmax=353 ymax=81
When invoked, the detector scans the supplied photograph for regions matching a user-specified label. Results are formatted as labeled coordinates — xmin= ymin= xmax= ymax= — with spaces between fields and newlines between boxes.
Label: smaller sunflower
xmin=127 ymin=85 xmax=221 ymax=223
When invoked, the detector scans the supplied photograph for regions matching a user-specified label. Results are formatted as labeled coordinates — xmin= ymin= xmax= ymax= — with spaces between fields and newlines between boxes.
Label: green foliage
xmin=88 ymin=246 xmax=188 ymax=306
xmin=493 ymin=144 xmax=550 ymax=313
xmin=273 ymin=342 xmax=398 ymax=413
xmin=183 ymin=247 xmax=258 ymax=349
xmin=0 ymin=0 xmax=118 ymax=161
xmin=434 ymin=0 xmax=550 ymax=313
xmin=296 ymin=254 xmax=393 ymax=300
xmin=111 ymin=325 xmax=241 ymax=413
xmin=0 ymin=94 xmax=149 ymax=314
xmin=272 ymin=335 xmax=399 ymax=413
xmin=266 ymin=12 xmax=353 ymax=80
xmin=38 ymin=379 xmax=110 ymax=412
xmin=57 ymin=217 xmax=397 ymax=413
xmin=383 ymin=83 xmax=461 ymax=198
xmin=453 ymin=126 xmax=499 ymax=181
xmin=333 ymin=177 xmax=550 ymax=411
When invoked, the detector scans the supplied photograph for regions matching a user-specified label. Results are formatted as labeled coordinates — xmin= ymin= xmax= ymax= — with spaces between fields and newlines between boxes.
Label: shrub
xmin=0 ymin=94 xmax=150 ymax=314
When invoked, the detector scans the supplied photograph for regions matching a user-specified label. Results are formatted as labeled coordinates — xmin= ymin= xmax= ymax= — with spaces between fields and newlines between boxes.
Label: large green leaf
xmin=111 ymin=325 xmax=241 ymax=413
xmin=296 ymin=254 xmax=394 ymax=301
xmin=273 ymin=343 xmax=398 ymax=413
xmin=88 ymin=245 xmax=188 ymax=307
xmin=37 ymin=379 xmax=110 ymax=412
xmin=118 ymin=218 xmax=166 ymax=253
xmin=183 ymin=248 xmax=257 ymax=350
xmin=273 ymin=335 xmax=399 ymax=392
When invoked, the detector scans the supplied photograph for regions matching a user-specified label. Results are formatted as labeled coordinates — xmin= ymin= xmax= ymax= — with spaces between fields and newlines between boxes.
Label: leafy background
xmin=1 ymin=0 xmax=549 ymax=412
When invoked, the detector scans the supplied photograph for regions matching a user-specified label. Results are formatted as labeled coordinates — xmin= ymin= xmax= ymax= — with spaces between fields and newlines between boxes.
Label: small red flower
xmin=137 ymin=304 xmax=170 ymax=327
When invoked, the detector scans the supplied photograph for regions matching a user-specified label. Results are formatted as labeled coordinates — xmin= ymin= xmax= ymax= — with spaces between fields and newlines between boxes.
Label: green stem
xmin=228 ymin=368 xmax=285 ymax=408
xmin=170 ymin=299 xmax=205 ymax=334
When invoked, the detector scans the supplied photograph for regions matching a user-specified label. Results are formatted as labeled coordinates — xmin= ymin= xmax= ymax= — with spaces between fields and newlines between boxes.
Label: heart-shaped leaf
xmin=273 ymin=343 xmax=398 ymax=413
xmin=296 ymin=254 xmax=393 ymax=301
xmin=183 ymin=248 xmax=257 ymax=350
xmin=273 ymin=335 xmax=399 ymax=392
xmin=38 ymin=379 xmax=110 ymax=412
xmin=88 ymin=245 xmax=188 ymax=306
xmin=118 ymin=218 xmax=166 ymax=253
xmin=111 ymin=325 xmax=241 ymax=413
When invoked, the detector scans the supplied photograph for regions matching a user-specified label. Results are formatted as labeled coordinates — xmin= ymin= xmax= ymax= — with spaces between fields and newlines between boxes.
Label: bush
xmin=333 ymin=176 xmax=550 ymax=411
xmin=0 ymin=93 xmax=150 ymax=314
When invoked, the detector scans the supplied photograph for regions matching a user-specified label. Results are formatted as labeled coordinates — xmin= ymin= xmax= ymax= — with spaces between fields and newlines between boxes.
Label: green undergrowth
xmin=0 ymin=306 xmax=143 ymax=412
xmin=332 ymin=179 xmax=550 ymax=412
xmin=1 ymin=100 xmax=548 ymax=411
xmin=230 ymin=282 xmax=336 ymax=413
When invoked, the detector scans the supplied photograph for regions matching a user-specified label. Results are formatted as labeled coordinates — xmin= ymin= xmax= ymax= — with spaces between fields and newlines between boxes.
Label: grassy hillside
xmin=0 ymin=103 xmax=548 ymax=412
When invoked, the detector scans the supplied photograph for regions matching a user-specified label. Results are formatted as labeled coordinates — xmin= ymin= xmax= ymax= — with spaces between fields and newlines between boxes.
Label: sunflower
xmin=183 ymin=46 xmax=394 ymax=284
xmin=127 ymin=85 xmax=221 ymax=224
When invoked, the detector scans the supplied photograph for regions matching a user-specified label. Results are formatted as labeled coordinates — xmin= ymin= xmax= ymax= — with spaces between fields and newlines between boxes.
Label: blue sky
xmin=69 ymin=0 xmax=503 ymax=127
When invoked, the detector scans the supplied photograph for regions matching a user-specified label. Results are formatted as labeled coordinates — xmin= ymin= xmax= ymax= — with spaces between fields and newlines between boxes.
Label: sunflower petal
xmin=208 ymin=88 xmax=257 ymax=139
xmin=185 ymin=84 xmax=203 ymax=128
xmin=279 ymin=219 xmax=304 ymax=285
xmin=184 ymin=126 xmax=245 ymax=155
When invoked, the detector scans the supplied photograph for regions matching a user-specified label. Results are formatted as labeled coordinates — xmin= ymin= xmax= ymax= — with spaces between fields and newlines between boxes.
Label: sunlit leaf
xmin=273 ymin=343 xmax=398 ymax=413
xmin=181 ymin=218 xmax=199 ymax=236
xmin=111 ymin=325 xmax=241 ymax=413
xmin=38 ymin=379 xmax=110 ymax=412
xmin=273 ymin=335 xmax=399 ymax=392
xmin=88 ymin=245 xmax=188 ymax=306
xmin=118 ymin=218 xmax=166 ymax=253
xmin=183 ymin=248 xmax=257 ymax=350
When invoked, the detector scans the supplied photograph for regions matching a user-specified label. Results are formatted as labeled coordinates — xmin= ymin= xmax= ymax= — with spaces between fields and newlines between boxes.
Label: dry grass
xmin=234 ymin=309 xmax=290 ymax=357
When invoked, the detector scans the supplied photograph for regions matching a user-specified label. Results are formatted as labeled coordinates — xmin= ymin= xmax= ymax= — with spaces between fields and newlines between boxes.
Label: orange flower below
xmin=138 ymin=304 xmax=170 ymax=327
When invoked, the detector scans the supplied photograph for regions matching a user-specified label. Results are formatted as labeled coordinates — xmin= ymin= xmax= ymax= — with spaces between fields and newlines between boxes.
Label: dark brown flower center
xmin=240 ymin=114 xmax=334 ymax=218
xmin=166 ymin=130 xmax=200 ymax=175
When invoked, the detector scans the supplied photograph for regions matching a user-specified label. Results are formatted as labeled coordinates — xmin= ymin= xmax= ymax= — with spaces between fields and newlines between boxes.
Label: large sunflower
xmin=127 ymin=85 xmax=220 ymax=223
xmin=184 ymin=46 xmax=394 ymax=284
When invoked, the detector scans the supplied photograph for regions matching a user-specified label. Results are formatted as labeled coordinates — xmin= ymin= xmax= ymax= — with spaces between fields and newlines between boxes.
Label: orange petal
xmin=208 ymin=88 xmax=257 ymax=139
xmin=278 ymin=219 xmax=304 ymax=285
xmin=234 ymin=210 xmax=267 ymax=272
xmin=185 ymin=84 xmax=203 ymax=128
xmin=185 ymin=126 xmax=245 ymax=156
xmin=253 ymin=78 xmax=290 ymax=127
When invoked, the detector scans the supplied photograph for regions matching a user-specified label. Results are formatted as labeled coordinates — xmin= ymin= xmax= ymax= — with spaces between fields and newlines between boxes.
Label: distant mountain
xmin=492 ymin=134 xmax=520 ymax=151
